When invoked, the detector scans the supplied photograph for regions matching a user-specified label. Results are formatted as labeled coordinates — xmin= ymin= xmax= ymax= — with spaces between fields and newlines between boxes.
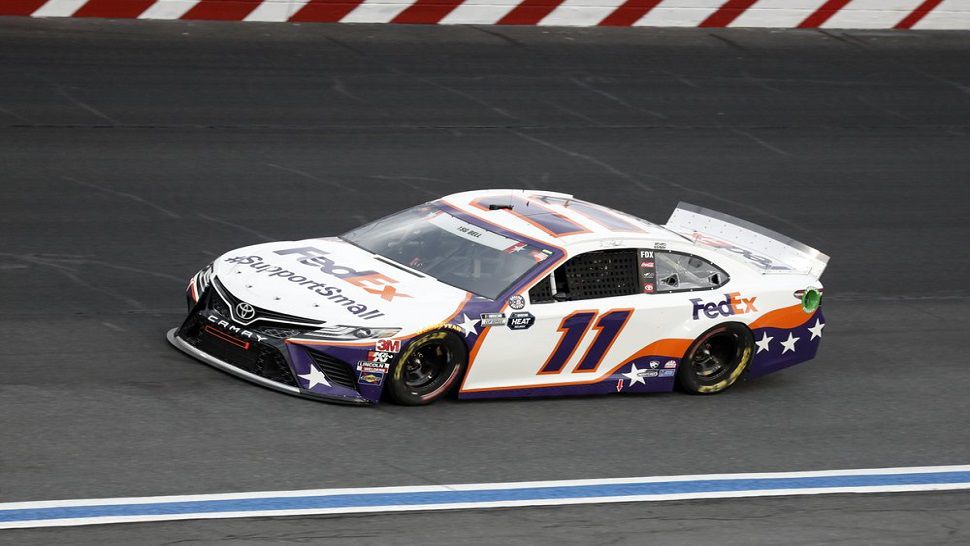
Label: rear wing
xmin=665 ymin=202 xmax=829 ymax=278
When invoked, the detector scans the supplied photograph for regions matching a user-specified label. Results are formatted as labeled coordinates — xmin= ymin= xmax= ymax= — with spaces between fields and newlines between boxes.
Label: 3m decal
xmin=691 ymin=292 xmax=758 ymax=320
xmin=538 ymin=309 xmax=633 ymax=375
xmin=375 ymin=339 xmax=401 ymax=353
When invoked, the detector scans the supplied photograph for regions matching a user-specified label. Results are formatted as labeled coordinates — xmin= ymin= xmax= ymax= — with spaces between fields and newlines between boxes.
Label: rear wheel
xmin=677 ymin=323 xmax=753 ymax=394
xmin=387 ymin=330 xmax=466 ymax=405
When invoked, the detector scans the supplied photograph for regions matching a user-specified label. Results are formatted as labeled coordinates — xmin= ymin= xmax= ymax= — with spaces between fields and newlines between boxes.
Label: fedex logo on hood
xmin=275 ymin=247 xmax=412 ymax=302
xmin=691 ymin=292 xmax=758 ymax=320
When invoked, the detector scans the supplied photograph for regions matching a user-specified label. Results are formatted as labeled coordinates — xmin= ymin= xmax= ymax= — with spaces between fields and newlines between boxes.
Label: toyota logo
xmin=235 ymin=302 xmax=256 ymax=321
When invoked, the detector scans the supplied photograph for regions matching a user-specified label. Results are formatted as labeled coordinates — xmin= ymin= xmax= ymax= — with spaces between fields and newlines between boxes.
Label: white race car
xmin=168 ymin=189 xmax=827 ymax=405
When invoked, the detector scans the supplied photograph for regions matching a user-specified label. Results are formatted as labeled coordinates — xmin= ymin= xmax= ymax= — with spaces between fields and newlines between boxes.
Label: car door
xmin=460 ymin=247 xmax=650 ymax=393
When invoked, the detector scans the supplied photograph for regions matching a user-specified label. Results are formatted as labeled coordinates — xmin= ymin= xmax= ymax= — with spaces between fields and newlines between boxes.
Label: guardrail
xmin=4 ymin=0 xmax=969 ymax=28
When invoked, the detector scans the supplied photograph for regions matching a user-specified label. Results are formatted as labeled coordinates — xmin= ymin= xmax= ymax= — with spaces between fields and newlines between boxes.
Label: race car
xmin=167 ymin=189 xmax=828 ymax=405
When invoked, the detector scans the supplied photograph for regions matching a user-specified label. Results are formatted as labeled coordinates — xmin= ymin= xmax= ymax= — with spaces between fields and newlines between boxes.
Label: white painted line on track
xmin=2 ymin=465 xmax=969 ymax=529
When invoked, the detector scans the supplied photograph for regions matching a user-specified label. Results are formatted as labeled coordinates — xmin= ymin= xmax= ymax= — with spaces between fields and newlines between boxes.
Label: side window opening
xmin=655 ymin=252 xmax=728 ymax=292
xmin=528 ymin=249 xmax=639 ymax=303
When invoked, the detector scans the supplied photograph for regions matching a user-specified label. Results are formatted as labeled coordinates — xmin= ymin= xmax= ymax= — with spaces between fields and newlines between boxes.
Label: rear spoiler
xmin=665 ymin=202 xmax=829 ymax=278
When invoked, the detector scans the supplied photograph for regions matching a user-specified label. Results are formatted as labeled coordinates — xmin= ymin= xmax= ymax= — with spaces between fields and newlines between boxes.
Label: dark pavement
xmin=0 ymin=17 xmax=968 ymax=543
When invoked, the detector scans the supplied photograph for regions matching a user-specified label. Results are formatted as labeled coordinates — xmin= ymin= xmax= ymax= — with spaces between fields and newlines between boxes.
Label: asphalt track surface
xmin=1 ymin=17 xmax=969 ymax=543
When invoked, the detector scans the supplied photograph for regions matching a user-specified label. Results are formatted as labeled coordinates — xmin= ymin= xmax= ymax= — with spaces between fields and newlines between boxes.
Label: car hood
xmin=212 ymin=237 xmax=471 ymax=334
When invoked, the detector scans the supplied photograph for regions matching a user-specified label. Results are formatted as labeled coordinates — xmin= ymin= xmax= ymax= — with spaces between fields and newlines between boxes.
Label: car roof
xmin=437 ymin=189 xmax=686 ymax=249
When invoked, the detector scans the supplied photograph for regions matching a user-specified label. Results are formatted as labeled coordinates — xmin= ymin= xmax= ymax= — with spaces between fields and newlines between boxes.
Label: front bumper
xmin=168 ymin=287 xmax=374 ymax=405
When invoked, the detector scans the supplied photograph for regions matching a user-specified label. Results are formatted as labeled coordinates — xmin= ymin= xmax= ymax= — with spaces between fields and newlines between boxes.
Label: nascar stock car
xmin=167 ymin=190 xmax=828 ymax=406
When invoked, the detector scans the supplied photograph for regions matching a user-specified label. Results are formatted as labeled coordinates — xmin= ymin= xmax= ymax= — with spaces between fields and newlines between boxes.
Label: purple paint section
xmin=747 ymin=309 xmax=824 ymax=379
xmin=286 ymin=343 xmax=373 ymax=403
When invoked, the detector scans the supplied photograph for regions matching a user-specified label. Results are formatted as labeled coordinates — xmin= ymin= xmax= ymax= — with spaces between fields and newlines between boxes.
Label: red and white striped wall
xmin=3 ymin=0 xmax=969 ymax=28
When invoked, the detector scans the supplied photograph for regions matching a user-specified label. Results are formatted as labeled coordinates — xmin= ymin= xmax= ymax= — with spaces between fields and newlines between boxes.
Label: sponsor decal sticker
xmin=223 ymin=254 xmax=388 ymax=321
xmin=356 ymin=361 xmax=389 ymax=374
xmin=508 ymin=295 xmax=526 ymax=310
xmin=659 ymin=369 xmax=675 ymax=377
xmin=274 ymin=246 xmax=412 ymax=302
xmin=654 ymin=242 xmax=667 ymax=249
xmin=375 ymin=339 xmax=401 ymax=353
xmin=648 ymin=360 xmax=660 ymax=369
xmin=359 ymin=373 xmax=384 ymax=385
xmin=366 ymin=351 xmax=393 ymax=364
xmin=664 ymin=360 xmax=677 ymax=369
xmin=480 ymin=313 xmax=507 ymax=327
xmin=691 ymin=292 xmax=758 ymax=320
xmin=507 ymin=312 xmax=535 ymax=331
xmin=638 ymin=249 xmax=657 ymax=294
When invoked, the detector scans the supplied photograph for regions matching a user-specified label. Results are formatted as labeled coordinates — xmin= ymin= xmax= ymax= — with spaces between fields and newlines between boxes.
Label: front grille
xmin=179 ymin=314 xmax=297 ymax=388
xmin=308 ymin=351 xmax=357 ymax=391
xmin=212 ymin=279 xmax=317 ymax=326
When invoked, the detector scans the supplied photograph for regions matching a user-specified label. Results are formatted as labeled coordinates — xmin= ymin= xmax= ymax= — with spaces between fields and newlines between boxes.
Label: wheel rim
xmin=690 ymin=331 xmax=740 ymax=383
xmin=403 ymin=342 xmax=452 ymax=389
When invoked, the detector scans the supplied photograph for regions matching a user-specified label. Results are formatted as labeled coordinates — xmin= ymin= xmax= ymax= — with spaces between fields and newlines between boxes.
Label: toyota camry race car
xmin=168 ymin=190 xmax=828 ymax=405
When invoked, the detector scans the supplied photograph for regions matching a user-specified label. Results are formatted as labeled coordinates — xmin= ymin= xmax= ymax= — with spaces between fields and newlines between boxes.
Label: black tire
xmin=387 ymin=330 xmax=467 ymax=405
xmin=677 ymin=323 xmax=754 ymax=395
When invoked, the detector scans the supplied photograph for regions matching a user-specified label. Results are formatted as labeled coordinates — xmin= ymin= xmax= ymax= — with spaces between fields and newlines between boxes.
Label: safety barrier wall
xmin=4 ymin=0 xmax=970 ymax=28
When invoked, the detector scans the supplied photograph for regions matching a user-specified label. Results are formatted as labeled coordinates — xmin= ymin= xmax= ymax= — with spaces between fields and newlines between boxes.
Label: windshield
xmin=341 ymin=205 xmax=554 ymax=299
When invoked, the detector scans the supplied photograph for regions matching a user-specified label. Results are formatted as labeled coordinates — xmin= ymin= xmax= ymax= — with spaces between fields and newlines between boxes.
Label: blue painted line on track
xmin=3 ymin=471 xmax=970 ymax=523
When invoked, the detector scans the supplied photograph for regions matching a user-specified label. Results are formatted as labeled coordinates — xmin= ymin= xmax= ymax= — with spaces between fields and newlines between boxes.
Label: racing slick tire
xmin=677 ymin=322 xmax=754 ymax=395
xmin=387 ymin=330 xmax=467 ymax=405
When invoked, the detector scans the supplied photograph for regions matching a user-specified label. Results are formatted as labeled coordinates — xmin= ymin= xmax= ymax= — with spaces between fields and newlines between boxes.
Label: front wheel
xmin=677 ymin=323 xmax=753 ymax=394
xmin=386 ymin=330 xmax=466 ymax=405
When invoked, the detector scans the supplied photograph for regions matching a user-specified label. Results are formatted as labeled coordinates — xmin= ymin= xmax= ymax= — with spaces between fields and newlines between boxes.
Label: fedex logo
xmin=691 ymin=292 xmax=758 ymax=320
xmin=275 ymin=247 xmax=412 ymax=302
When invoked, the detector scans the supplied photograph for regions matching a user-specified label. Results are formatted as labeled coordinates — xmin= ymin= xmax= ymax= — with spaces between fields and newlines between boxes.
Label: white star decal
xmin=298 ymin=365 xmax=330 ymax=389
xmin=807 ymin=319 xmax=825 ymax=340
xmin=623 ymin=363 xmax=646 ymax=386
xmin=755 ymin=332 xmax=773 ymax=354
xmin=457 ymin=313 xmax=479 ymax=337
xmin=780 ymin=332 xmax=800 ymax=354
